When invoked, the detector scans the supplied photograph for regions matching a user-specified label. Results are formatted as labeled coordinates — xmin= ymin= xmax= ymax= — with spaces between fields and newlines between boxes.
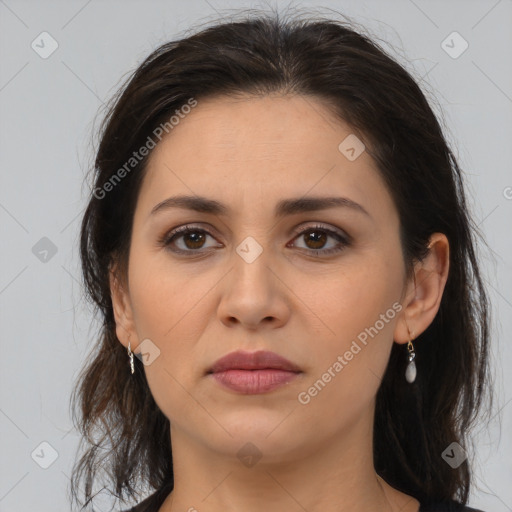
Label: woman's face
xmin=112 ymin=94 xmax=415 ymax=463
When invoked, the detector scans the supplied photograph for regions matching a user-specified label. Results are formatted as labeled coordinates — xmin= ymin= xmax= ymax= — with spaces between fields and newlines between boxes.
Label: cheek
xmin=300 ymin=256 xmax=400 ymax=341
xmin=293 ymin=263 xmax=398 ymax=432
xmin=128 ymin=246 xmax=209 ymax=341
xmin=294 ymin=254 xmax=402 ymax=393
xmin=127 ymin=255 xmax=207 ymax=422
xmin=125 ymin=251 xmax=207 ymax=404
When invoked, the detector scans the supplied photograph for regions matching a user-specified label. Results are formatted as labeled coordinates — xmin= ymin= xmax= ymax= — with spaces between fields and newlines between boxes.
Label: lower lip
xmin=210 ymin=369 xmax=300 ymax=394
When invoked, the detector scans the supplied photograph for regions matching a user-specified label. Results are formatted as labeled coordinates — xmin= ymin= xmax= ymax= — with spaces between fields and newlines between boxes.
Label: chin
xmin=203 ymin=410 xmax=303 ymax=459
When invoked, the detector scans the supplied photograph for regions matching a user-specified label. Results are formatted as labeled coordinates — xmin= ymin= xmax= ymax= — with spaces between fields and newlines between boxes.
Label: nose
xmin=216 ymin=241 xmax=291 ymax=330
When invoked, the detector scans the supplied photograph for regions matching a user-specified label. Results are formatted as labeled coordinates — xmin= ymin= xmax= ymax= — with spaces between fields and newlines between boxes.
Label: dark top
xmin=120 ymin=486 xmax=486 ymax=512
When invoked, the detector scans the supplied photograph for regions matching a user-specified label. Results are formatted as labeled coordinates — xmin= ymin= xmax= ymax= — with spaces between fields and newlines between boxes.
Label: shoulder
xmin=419 ymin=500 xmax=486 ymax=512
xmin=121 ymin=494 xmax=487 ymax=512
xmin=118 ymin=485 xmax=171 ymax=512
xmin=118 ymin=498 xmax=157 ymax=512
xmin=118 ymin=498 xmax=154 ymax=512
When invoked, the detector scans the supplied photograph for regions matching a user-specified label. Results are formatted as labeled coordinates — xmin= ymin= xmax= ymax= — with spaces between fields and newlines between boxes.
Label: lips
xmin=208 ymin=350 xmax=302 ymax=374
xmin=207 ymin=350 xmax=302 ymax=394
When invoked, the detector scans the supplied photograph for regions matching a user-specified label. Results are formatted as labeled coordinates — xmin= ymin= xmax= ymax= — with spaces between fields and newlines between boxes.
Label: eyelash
xmin=158 ymin=223 xmax=351 ymax=257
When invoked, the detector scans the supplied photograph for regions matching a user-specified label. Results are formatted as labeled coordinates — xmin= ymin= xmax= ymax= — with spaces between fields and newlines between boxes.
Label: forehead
xmin=138 ymin=94 xmax=396 ymax=223
xmin=150 ymin=94 xmax=355 ymax=162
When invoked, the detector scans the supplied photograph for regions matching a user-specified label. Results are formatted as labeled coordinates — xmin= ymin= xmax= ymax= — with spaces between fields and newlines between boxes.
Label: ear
xmin=393 ymin=233 xmax=450 ymax=344
xmin=109 ymin=262 xmax=138 ymax=351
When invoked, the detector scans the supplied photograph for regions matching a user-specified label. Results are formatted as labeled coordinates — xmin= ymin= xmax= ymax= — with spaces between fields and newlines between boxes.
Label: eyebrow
xmin=149 ymin=194 xmax=371 ymax=220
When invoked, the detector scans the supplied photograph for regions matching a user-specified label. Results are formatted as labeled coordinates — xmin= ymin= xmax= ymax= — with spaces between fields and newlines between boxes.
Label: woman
xmin=70 ymin=9 xmax=492 ymax=512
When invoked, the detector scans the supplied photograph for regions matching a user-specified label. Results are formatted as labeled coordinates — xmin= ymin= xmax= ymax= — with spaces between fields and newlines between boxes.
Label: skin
xmin=110 ymin=94 xmax=450 ymax=512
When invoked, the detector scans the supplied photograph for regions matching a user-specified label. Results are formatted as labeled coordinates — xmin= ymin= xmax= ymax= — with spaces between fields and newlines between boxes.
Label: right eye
xmin=159 ymin=225 xmax=222 ymax=254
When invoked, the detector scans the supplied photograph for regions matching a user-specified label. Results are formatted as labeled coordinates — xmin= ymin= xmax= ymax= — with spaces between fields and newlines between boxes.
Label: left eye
xmin=160 ymin=224 xmax=350 ymax=256
xmin=290 ymin=225 xmax=349 ymax=255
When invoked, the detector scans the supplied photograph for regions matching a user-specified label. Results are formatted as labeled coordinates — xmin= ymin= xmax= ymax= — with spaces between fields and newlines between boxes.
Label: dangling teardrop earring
xmin=405 ymin=338 xmax=416 ymax=383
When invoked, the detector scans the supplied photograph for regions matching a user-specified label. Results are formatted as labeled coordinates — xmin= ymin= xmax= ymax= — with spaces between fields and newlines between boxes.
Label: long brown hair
xmin=70 ymin=7 xmax=494 ymax=510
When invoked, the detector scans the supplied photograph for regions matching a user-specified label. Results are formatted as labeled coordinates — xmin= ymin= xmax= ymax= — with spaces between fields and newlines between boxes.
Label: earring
xmin=127 ymin=340 xmax=135 ymax=375
xmin=405 ymin=338 xmax=416 ymax=383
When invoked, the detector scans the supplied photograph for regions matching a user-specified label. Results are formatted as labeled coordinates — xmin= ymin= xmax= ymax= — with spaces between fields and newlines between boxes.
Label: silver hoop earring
xmin=127 ymin=341 xmax=135 ymax=375
xmin=405 ymin=339 xmax=416 ymax=383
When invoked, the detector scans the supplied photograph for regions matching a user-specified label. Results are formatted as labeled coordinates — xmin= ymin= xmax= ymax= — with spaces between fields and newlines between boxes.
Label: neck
xmin=158 ymin=407 xmax=419 ymax=512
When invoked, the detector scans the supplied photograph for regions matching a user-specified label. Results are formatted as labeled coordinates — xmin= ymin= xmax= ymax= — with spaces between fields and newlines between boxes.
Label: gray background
xmin=0 ymin=0 xmax=511 ymax=511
